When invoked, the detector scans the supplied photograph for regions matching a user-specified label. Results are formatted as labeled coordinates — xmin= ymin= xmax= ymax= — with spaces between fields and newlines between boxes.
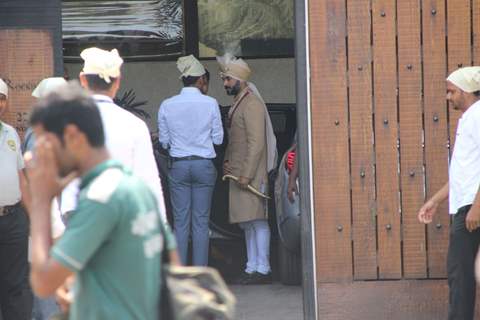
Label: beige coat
xmin=225 ymin=88 xmax=269 ymax=224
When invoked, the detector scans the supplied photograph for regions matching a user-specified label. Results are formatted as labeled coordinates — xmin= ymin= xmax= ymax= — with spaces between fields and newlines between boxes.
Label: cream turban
xmin=216 ymin=54 xmax=251 ymax=82
xmin=177 ymin=55 xmax=206 ymax=79
xmin=32 ymin=77 xmax=67 ymax=98
xmin=0 ymin=78 xmax=8 ymax=97
xmin=447 ymin=66 xmax=480 ymax=93
xmin=80 ymin=47 xmax=124 ymax=84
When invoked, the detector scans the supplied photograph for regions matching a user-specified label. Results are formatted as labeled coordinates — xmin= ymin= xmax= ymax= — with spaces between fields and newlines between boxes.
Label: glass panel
xmin=62 ymin=0 xmax=184 ymax=60
xmin=198 ymin=0 xmax=294 ymax=58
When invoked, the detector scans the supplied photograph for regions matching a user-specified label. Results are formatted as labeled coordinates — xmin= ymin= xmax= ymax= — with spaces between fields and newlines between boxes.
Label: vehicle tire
xmin=277 ymin=239 xmax=301 ymax=285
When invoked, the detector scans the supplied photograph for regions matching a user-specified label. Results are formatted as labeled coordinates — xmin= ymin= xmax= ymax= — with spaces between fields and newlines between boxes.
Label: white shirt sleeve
xmin=51 ymin=198 xmax=66 ymax=239
xmin=133 ymin=122 xmax=168 ymax=222
xmin=60 ymin=178 xmax=81 ymax=214
xmin=14 ymin=131 xmax=25 ymax=170
xmin=211 ymin=101 xmax=224 ymax=145
xmin=157 ymin=103 xmax=170 ymax=150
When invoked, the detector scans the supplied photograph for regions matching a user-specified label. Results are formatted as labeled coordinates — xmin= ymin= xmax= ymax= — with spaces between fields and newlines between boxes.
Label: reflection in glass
xmin=198 ymin=0 xmax=294 ymax=58
xmin=62 ymin=0 xmax=184 ymax=59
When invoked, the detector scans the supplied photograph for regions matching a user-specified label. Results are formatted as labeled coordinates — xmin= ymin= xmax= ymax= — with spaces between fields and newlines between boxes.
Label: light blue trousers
xmin=168 ymin=159 xmax=217 ymax=266
xmin=31 ymin=295 xmax=59 ymax=320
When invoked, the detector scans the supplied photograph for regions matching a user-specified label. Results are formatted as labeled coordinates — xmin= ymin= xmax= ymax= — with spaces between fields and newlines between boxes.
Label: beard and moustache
xmin=224 ymin=80 xmax=241 ymax=96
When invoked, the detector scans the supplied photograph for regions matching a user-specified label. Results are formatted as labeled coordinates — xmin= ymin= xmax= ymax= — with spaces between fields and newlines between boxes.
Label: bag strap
xmin=158 ymin=221 xmax=171 ymax=264
xmin=158 ymin=220 xmax=174 ymax=319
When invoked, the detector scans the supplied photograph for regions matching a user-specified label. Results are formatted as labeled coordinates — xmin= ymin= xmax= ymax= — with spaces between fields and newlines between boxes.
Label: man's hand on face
xmin=466 ymin=206 xmax=480 ymax=232
xmin=23 ymin=135 xmax=77 ymax=210
xmin=237 ymin=176 xmax=250 ymax=189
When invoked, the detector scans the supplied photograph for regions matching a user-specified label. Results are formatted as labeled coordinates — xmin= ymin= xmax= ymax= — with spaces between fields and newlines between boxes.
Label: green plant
xmin=114 ymin=89 xmax=150 ymax=119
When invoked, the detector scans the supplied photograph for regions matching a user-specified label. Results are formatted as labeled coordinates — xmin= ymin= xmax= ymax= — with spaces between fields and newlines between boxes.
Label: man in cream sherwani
xmin=218 ymin=54 xmax=277 ymax=284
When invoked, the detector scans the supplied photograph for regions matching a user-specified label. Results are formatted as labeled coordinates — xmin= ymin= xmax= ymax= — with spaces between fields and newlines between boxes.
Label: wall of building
xmin=66 ymin=58 xmax=296 ymax=130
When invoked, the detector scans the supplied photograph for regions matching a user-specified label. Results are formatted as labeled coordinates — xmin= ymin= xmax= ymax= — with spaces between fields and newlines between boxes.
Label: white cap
xmin=177 ymin=55 xmax=206 ymax=79
xmin=80 ymin=47 xmax=124 ymax=84
xmin=447 ymin=66 xmax=480 ymax=93
xmin=32 ymin=77 xmax=67 ymax=98
xmin=0 ymin=78 xmax=8 ymax=97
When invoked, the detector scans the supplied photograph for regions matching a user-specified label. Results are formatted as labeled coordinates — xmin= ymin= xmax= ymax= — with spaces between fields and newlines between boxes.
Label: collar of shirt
xmin=460 ymin=99 xmax=480 ymax=121
xmin=80 ymin=159 xmax=123 ymax=190
xmin=92 ymin=94 xmax=114 ymax=104
xmin=180 ymin=87 xmax=202 ymax=96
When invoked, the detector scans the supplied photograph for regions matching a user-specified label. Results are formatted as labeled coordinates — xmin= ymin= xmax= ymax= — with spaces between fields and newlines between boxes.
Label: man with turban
xmin=61 ymin=47 xmax=167 ymax=223
xmin=418 ymin=66 xmax=480 ymax=319
xmin=56 ymin=48 xmax=175 ymax=312
xmin=158 ymin=55 xmax=223 ymax=266
xmin=0 ymin=78 xmax=32 ymax=319
xmin=217 ymin=54 xmax=277 ymax=284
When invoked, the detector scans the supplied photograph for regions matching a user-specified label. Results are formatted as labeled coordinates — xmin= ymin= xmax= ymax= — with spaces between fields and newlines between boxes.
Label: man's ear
xmin=110 ymin=76 xmax=121 ymax=96
xmin=63 ymin=124 xmax=83 ymax=147
xmin=79 ymin=73 xmax=89 ymax=90
xmin=196 ymin=76 xmax=206 ymax=89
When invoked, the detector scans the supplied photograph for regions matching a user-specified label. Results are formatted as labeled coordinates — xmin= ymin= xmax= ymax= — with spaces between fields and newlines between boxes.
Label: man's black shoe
xmin=230 ymin=272 xmax=255 ymax=285
xmin=244 ymin=272 xmax=273 ymax=285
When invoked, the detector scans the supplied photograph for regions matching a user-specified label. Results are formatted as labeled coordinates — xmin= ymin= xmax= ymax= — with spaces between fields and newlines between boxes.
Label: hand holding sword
xmin=222 ymin=174 xmax=270 ymax=199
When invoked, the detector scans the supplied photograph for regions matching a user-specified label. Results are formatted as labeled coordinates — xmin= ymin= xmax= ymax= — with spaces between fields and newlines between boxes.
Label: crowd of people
xmin=0 ymin=47 xmax=276 ymax=319
xmin=3 ymin=43 xmax=479 ymax=320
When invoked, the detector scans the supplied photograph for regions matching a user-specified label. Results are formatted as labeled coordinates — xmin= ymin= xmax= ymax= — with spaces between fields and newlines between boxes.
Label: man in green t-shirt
xmin=22 ymin=82 xmax=179 ymax=320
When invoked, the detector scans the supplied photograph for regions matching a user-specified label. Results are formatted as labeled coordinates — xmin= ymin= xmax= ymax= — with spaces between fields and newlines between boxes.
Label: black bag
xmin=159 ymin=224 xmax=236 ymax=320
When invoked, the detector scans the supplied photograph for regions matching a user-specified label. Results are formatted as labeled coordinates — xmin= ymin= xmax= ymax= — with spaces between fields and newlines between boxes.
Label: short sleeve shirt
xmin=51 ymin=160 xmax=176 ymax=320
xmin=449 ymin=100 xmax=480 ymax=213
xmin=0 ymin=121 xmax=24 ymax=206
xmin=60 ymin=95 xmax=167 ymax=223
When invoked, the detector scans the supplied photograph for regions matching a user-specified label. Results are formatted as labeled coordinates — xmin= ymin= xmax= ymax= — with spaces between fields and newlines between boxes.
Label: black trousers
xmin=447 ymin=205 xmax=480 ymax=320
xmin=0 ymin=206 xmax=33 ymax=320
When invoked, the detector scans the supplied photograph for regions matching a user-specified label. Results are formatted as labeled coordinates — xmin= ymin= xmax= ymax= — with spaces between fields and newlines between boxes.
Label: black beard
xmin=225 ymin=81 xmax=241 ymax=96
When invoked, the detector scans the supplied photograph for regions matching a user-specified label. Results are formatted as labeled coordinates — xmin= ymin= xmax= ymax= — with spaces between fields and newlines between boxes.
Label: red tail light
xmin=285 ymin=150 xmax=296 ymax=172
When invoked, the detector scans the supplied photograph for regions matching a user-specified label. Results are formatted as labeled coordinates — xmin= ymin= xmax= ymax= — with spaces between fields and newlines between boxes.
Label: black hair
xmin=474 ymin=90 xmax=480 ymax=97
xmin=83 ymin=74 xmax=117 ymax=91
xmin=30 ymin=82 xmax=105 ymax=147
xmin=181 ymin=69 xmax=210 ymax=87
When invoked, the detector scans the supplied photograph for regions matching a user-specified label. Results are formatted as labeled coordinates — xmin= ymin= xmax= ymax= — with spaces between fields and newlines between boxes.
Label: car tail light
xmin=285 ymin=150 xmax=296 ymax=173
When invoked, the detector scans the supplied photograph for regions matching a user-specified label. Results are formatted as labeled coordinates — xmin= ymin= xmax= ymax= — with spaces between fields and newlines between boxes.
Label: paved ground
xmin=229 ymin=283 xmax=303 ymax=320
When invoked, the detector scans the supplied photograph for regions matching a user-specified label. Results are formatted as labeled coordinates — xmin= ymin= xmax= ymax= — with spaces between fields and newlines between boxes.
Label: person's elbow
xmin=30 ymin=260 xmax=72 ymax=298
xmin=212 ymin=132 xmax=224 ymax=145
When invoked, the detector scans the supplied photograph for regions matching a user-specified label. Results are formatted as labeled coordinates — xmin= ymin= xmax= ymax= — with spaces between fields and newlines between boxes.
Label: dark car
xmin=274 ymin=142 xmax=302 ymax=285
xmin=154 ymin=103 xmax=297 ymax=282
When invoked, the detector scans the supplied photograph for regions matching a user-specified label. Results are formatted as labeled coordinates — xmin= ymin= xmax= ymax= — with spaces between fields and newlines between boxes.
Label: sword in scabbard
xmin=222 ymin=174 xmax=271 ymax=199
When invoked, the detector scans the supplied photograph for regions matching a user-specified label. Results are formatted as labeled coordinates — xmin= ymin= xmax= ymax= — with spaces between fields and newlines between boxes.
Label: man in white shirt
xmin=61 ymin=47 xmax=167 ymax=223
xmin=25 ymin=77 xmax=67 ymax=320
xmin=158 ymin=55 xmax=223 ymax=266
xmin=418 ymin=66 xmax=480 ymax=320
xmin=0 ymin=78 xmax=32 ymax=320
